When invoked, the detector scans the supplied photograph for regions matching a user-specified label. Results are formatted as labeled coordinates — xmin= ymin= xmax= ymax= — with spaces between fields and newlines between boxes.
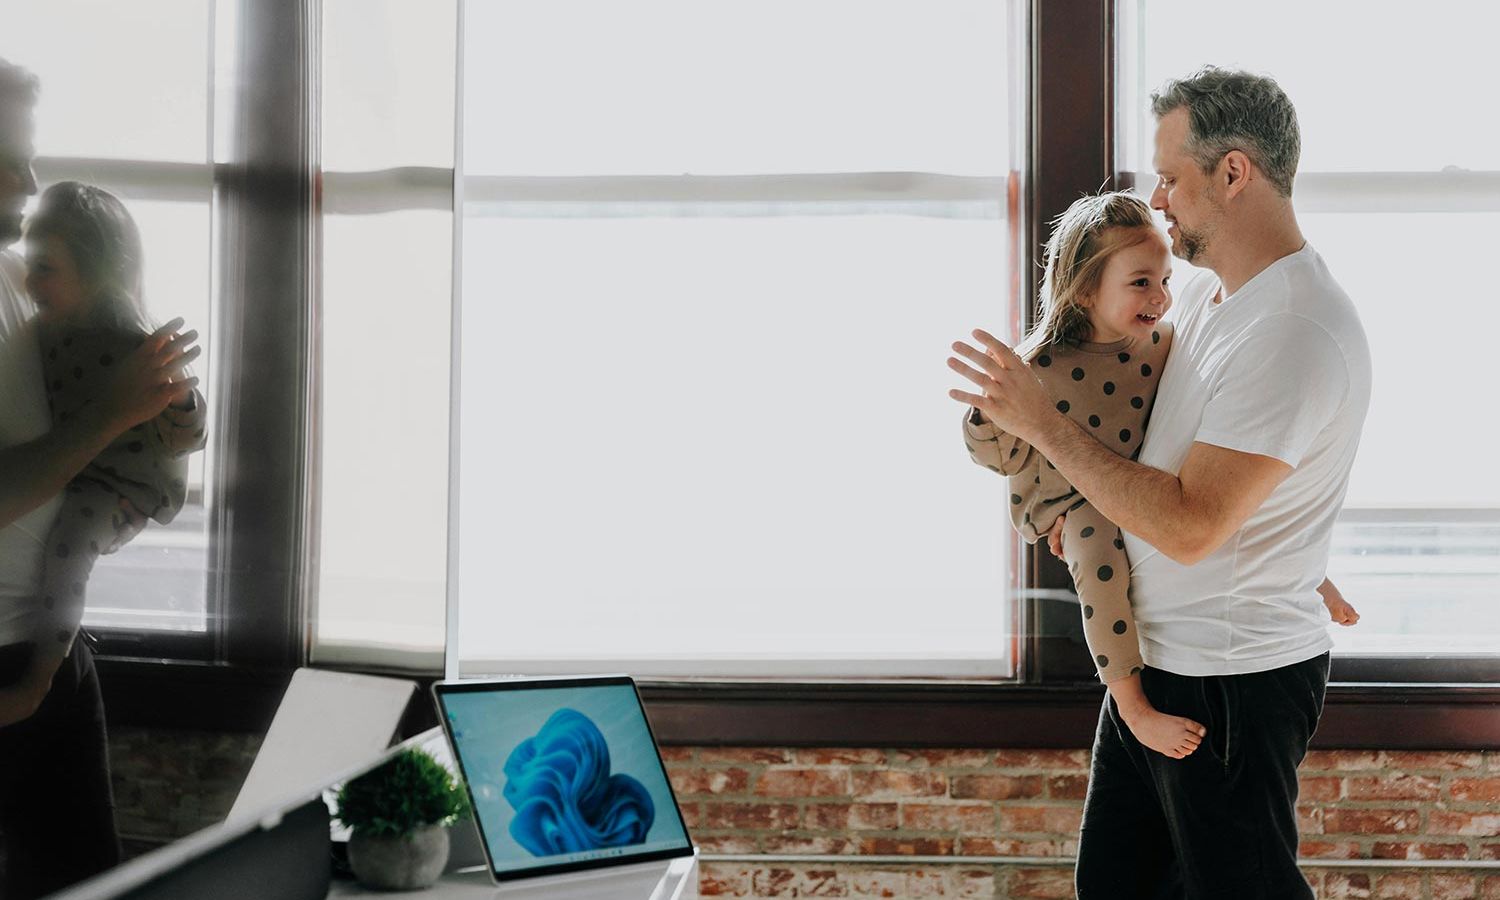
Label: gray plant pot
xmin=348 ymin=824 xmax=451 ymax=891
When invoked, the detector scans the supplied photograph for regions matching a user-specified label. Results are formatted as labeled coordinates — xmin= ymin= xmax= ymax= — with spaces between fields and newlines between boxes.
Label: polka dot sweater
xmin=964 ymin=323 xmax=1173 ymax=681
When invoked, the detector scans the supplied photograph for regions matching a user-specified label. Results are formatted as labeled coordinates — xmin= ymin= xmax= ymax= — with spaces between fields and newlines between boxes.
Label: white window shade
xmin=453 ymin=0 xmax=1023 ymax=678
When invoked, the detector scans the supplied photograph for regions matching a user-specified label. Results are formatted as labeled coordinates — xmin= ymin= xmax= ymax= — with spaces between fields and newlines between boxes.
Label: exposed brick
xmin=1373 ymin=871 xmax=1424 ymax=900
xmin=694 ymin=834 xmax=760 ymax=854
xmin=999 ymin=805 xmax=1083 ymax=835
xmin=762 ymin=836 xmax=856 ymax=856
xmin=857 ymin=837 xmax=956 ymax=856
xmin=1483 ymin=844 xmax=1500 ymax=860
xmin=988 ymin=838 xmax=1078 ymax=857
xmin=1347 ymin=774 xmax=1442 ymax=802
xmin=1451 ymin=777 xmax=1500 ymax=803
xmin=993 ymin=750 xmax=1089 ymax=771
xmin=700 ymin=748 xmax=792 ymax=764
xmin=698 ymin=862 xmax=752 ymax=897
xmin=1372 ymin=841 xmax=1471 ymax=860
xmin=1046 ymin=774 xmax=1089 ymax=800
xmin=701 ymin=802 xmax=800 ymax=831
xmin=1429 ymin=811 xmax=1500 ymax=837
xmin=795 ymin=868 xmax=847 ymax=896
xmin=679 ymin=802 xmax=701 ymax=829
xmin=905 ymin=870 xmax=947 ymax=897
xmin=847 ymin=868 xmax=905 ymax=898
xmin=659 ymin=746 xmax=694 ymax=762
xmin=1298 ymin=803 xmax=1324 ymax=835
xmin=1304 ymin=750 xmax=1385 ymax=771
xmin=1323 ymin=871 xmax=1373 ymax=899
xmin=850 ymin=803 xmax=901 ymax=831
xmin=1482 ymin=874 xmax=1500 ymax=900
xmin=669 ymin=766 xmax=751 ymax=796
xmin=900 ymin=802 xmax=997 ymax=835
xmin=795 ymin=748 xmax=888 ymax=766
xmin=1006 ymin=866 xmax=1076 ymax=899
xmin=1431 ymin=873 xmax=1479 ymax=900
xmin=755 ymin=768 xmax=850 ymax=797
xmin=851 ymin=769 xmax=947 ymax=799
xmin=1298 ymin=840 xmax=1362 ymax=859
xmin=951 ymin=774 xmax=1044 ymax=800
xmin=1298 ymin=775 xmax=1344 ymax=802
xmin=1386 ymin=751 xmax=1485 ymax=772
xmin=752 ymin=867 xmax=797 ymax=897
xmin=806 ymin=803 xmax=851 ymax=831
xmin=1323 ymin=808 xmax=1421 ymax=836
xmin=890 ymin=749 xmax=996 ymax=768
xmin=954 ymin=868 xmax=998 ymax=898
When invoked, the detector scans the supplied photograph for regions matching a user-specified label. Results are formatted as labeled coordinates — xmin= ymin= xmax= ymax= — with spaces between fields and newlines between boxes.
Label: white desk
xmin=328 ymin=855 xmax=699 ymax=900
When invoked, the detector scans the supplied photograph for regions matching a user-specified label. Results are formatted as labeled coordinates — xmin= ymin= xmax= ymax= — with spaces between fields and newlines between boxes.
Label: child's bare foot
xmin=1121 ymin=706 xmax=1207 ymax=759
xmin=1326 ymin=596 xmax=1360 ymax=626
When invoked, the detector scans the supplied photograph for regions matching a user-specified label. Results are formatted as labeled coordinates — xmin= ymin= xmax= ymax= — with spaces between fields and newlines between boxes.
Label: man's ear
xmin=1222 ymin=150 xmax=1253 ymax=200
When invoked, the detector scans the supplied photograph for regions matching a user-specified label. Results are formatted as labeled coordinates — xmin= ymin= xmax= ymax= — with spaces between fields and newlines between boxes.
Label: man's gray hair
xmin=0 ymin=56 xmax=40 ymax=114
xmin=1150 ymin=66 xmax=1300 ymax=198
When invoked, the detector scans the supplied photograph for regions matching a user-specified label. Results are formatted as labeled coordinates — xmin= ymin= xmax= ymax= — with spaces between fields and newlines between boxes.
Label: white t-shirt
xmin=1121 ymin=243 xmax=1371 ymax=676
xmin=0 ymin=247 xmax=62 ymax=644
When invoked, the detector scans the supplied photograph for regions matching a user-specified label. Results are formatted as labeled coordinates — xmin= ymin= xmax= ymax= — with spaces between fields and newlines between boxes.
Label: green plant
xmin=334 ymin=748 xmax=471 ymax=839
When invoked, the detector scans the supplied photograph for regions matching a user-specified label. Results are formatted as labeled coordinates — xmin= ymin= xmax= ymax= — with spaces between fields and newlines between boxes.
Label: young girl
xmin=22 ymin=181 xmax=206 ymax=656
xmin=960 ymin=191 xmax=1356 ymax=759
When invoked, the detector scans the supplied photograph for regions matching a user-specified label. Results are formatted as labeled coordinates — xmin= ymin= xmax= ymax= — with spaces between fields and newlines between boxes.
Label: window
xmin=1116 ymin=0 xmax=1500 ymax=664
xmin=453 ymin=0 xmax=1026 ymax=678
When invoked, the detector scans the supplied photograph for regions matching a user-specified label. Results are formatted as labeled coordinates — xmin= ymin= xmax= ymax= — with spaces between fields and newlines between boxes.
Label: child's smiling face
xmin=24 ymin=233 xmax=91 ymax=323
xmin=1082 ymin=228 xmax=1173 ymax=345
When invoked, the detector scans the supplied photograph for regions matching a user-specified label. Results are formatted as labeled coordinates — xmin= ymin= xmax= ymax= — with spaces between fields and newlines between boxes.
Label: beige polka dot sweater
xmin=964 ymin=323 xmax=1174 ymax=682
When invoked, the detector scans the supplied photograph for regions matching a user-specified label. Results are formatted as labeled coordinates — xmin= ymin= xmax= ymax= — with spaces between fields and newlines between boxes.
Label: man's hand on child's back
xmin=104 ymin=318 xmax=201 ymax=432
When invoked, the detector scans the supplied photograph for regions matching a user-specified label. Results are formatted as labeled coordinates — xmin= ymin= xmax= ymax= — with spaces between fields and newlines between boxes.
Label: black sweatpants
xmin=0 ymin=638 xmax=120 ymax=899
xmin=1075 ymin=652 xmax=1330 ymax=900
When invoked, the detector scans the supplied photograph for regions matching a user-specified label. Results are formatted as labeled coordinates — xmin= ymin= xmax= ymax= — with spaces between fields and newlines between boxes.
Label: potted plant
xmin=334 ymin=748 xmax=471 ymax=891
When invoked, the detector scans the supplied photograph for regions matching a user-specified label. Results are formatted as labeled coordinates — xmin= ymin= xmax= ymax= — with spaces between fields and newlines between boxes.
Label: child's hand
xmin=104 ymin=318 xmax=201 ymax=432
xmin=1326 ymin=594 xmax=1360 ymax=626
xmin=1046 ymin=516 xmax=1066 ymax=558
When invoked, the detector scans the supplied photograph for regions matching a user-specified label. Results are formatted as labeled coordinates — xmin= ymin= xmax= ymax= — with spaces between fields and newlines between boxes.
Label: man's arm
xmin=948 ymin=329 xmax=1293 ymax=566
xmin=0 ymin=321 xmax=199 ymax=530
xmin=1028 ymin=412 xmax=1291 ymax=565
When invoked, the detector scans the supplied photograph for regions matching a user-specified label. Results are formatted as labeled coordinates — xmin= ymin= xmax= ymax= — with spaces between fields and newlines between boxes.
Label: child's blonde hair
xmin=1016 ymin=191 xmax=1158 ymax=360
xmin=25 ymin=181 xmax=149 ymax=332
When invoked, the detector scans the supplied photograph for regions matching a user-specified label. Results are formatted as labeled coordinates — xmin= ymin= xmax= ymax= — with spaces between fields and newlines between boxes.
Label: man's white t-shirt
xmin=1121 ymin=243 xmax=1371 ymax=676
xmin=0 ymin=247 xmax=62 ymax=644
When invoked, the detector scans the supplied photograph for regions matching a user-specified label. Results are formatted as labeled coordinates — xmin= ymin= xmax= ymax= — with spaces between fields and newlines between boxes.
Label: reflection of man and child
xmin=2 ymin=57 xmax=202 ymax=897
xmin=949 ymin=68 xmax=1370 ymax=897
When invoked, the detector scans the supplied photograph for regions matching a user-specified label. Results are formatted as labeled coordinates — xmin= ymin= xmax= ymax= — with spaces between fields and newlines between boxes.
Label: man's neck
xmin=1210 ymin=206 xmax=1306 ymax=297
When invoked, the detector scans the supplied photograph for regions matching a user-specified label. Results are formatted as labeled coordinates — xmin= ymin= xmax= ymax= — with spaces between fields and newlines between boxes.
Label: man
xmin=0 ymin=56 xmax=200 ymax=897
xmin=948 ymin=68 xmax=1371 ymax=898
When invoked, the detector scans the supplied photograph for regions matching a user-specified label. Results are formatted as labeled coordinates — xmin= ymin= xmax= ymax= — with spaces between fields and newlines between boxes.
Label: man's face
xmin=0 ymin=103 xmax=39 ymax=247
xmin=1149 ymin=108 xmax=1223 ymax=265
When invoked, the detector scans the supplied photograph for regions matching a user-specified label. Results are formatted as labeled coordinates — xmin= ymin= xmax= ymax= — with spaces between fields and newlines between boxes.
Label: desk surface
xmin=328 ymin=858 xmax=698 ymax=900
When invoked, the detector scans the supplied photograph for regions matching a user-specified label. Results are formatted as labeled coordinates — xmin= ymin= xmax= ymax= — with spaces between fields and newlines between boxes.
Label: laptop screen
xmin=434 ymin=676 xmax=694 ymax=882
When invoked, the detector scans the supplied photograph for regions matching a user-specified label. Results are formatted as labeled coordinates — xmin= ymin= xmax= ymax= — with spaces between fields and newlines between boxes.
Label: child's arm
xmin=1318 ymin=577 xmax=1359 ymax=626
xmin=153 ymin=386 xmax=208 ymax=455
xmin=963 ymin=406 xmax=1035 ymax=477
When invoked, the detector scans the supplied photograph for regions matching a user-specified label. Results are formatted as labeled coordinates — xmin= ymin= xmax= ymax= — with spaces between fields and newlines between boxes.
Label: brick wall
xmin=665 ymin=747 xmax=1500 ymax=900
xmin=103 ymin=732 xmax=1499 ymax=899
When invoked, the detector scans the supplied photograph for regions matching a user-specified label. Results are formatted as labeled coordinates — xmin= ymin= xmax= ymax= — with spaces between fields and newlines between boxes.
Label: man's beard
xmin=1177 ymin=224 xmax=1207 ymax=262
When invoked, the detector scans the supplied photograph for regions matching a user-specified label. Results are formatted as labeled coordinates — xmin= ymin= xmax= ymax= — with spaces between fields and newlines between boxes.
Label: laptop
xmin=432 ymin=674 xmax=696 ymax=888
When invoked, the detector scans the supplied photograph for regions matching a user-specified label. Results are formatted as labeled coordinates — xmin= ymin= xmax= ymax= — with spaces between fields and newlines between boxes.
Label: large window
xmin=453 ymin=0 xmax=1025 ymax=678
xmin=1116 ymin=0 xmax=1500 ymax=662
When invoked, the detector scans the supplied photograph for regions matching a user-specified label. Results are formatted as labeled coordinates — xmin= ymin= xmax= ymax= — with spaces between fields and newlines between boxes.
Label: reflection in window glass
xmin=2 ymin=1 xmax=209 ymax=163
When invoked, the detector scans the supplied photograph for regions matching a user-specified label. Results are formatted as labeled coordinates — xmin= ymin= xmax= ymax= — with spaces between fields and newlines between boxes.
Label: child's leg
xmin=39 ymin=482 xmax=120 ymax=652
xmin=1062 ymin=504 xmax=1205 ymax=759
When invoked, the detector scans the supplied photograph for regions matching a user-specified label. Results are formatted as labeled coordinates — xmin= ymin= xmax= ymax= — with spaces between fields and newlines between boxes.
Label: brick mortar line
xmin=700 ymin=853 xmax=1500 ymax=871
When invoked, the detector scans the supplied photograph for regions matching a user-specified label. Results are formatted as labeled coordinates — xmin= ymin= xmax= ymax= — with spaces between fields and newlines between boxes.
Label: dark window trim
xmin=96 ymin=659 xmax=1500 ymax=751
